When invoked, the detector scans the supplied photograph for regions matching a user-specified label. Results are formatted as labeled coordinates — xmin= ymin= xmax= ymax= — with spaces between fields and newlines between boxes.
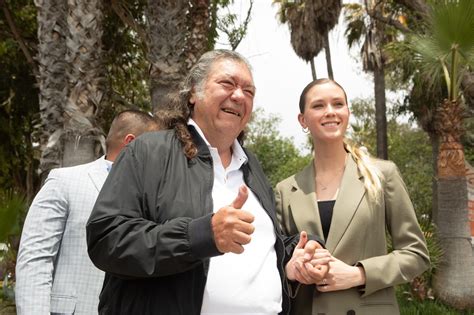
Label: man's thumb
xmin=231 ymin=185 xmax=249 ymax=209
xmin=296 ymin=231 xmax=308 ymax=249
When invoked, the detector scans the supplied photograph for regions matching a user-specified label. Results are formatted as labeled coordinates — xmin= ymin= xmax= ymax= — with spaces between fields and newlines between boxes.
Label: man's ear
xmin=124 ymin=134 xmax=136 ymax=145
xmin=189 ymin=87 xmax=197 ymax=105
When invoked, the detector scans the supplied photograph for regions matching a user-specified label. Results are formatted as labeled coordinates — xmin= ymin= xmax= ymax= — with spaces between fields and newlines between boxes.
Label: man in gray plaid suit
xmin=15 ymin=110 xmax=161 ymax=315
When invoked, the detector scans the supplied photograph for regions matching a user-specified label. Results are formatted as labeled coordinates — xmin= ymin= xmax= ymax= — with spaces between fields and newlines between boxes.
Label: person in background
xmin=275 ymin=78 xmax=430 ymax=315
xmin=15 ymin=110 xmax=161 ymax=315
xmin=86 ymin=50 xmax=330 ymax=315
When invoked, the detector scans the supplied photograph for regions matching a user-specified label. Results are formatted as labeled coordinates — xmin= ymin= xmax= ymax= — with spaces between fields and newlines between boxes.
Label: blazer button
xmin=347 ymin=310 xmax=355 ymax=315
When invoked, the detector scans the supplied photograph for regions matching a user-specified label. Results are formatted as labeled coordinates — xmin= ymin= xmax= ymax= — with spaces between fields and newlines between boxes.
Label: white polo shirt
xmin=188 ymin=121 xmax=282 ymax=315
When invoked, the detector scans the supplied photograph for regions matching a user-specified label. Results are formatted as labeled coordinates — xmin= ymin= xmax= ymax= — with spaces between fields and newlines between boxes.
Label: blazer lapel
xmin=288 ymin=162 xmax=324 ymax=237
xmin=87 ymin=157 xmax=108 ymax=192
xmin=325 ymin=155 xmax=366 ymax=252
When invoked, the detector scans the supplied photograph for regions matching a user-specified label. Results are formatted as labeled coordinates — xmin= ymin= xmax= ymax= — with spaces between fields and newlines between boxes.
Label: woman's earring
xmin=302 ymin=127 xmax=309 ymax=134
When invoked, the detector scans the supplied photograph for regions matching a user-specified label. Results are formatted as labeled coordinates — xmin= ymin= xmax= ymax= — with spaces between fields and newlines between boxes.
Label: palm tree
xmin=408 ymin=0 xmax=474 ymax=308
xmin=186 ymin=0 xmax=211 ymax=64
xmin=344 ymin=1 xmax=388 ymax=159
xmin=35 ymin=0 xmax=69 ymax=174
xmin=146 ymin=0 xmax=189 ymax=111
xmin=36 ymin=0 xmax=105 ymax=175
xmin=63 ymin=0 xmax=106 ymax=167
xmin=274 ymin=0 xmax=341 ymax=80
xmin=147 ymin=0 xmax=214 ymax=111
xmin=393 ymin=0 xmax=474 ymax=111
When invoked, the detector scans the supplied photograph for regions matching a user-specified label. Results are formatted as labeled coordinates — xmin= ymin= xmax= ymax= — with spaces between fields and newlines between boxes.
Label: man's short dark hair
xmin=105 ymin=110 xmax=160 ymax=151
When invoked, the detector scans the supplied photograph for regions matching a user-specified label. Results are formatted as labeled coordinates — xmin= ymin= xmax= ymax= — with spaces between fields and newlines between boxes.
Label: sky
xmin=216 ymin=0 xmax=375 ymax=148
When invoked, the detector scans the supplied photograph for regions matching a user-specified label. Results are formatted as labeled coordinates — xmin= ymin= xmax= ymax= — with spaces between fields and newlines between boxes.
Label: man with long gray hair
xmin=87 ymin=50 xmax=329 ymax=314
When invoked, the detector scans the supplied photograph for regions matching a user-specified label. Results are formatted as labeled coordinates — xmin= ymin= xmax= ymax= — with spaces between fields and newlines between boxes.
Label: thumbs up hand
xmin=211 ymin=185 xmax=255 ymax=254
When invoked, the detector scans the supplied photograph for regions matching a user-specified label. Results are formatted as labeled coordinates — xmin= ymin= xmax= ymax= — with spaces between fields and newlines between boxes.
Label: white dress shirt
xmin=188 ymin=120 xmax=282 ymax=315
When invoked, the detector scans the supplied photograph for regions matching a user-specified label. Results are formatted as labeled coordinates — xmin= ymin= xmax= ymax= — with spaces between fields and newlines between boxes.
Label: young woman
xmin=276 ymin=79 xmax=430 ymax=315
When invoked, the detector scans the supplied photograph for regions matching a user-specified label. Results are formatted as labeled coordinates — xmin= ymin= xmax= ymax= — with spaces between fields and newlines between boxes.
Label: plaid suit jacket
xmin=16 ymin=157 xmax=108 ymax=315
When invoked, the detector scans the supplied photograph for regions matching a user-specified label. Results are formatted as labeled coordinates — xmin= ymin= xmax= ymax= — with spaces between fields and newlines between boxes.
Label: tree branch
xmin=367 ymin=9 xmax=410 ymax=33
xmin=110 ymin=0 xmax=148 ymax=53
xmin=0 ymin=0 xmax=39 ymax=79
xmin=232 ymin=0 xmax=253 ymax=50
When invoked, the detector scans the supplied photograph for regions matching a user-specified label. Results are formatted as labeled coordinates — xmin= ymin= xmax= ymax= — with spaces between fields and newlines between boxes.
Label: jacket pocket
xmin=50 ymin=294 xmax=77 ymax=314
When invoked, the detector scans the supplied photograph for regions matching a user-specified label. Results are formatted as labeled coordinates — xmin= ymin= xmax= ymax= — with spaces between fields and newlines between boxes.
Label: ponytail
xmin=344 ymin=141 xmax=384 ymax=203
xmin=154 ymin=108 xmax=197 ymax=159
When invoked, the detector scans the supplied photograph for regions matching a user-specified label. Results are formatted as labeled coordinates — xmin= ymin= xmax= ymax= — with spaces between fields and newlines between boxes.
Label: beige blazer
xmin=275 ymin=154 xmax=430 ymax=315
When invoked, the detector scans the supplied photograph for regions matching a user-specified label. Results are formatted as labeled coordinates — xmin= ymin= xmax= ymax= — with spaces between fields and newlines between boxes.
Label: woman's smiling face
xmin=298 ymin=82 xmax=350 ymax=144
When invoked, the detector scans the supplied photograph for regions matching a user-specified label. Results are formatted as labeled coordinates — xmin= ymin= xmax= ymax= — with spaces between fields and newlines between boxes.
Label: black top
xmin=318 ymin=200 xmax=335 ymax=240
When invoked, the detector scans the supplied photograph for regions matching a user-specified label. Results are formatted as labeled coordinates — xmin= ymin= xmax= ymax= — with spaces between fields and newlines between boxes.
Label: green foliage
xmin=216 ymin=0 xmax=253 ymax=51
xmin=272 ymin=0 xmax=299 ymax=25
xmin=343 ymin=3 xmax=367 ymax=49
xmin=462 ymin=116 xmax=474 ymax=165
xmin=387 ymin=123 xmax=433 ymax=219
xmin=396 ymin=284 xmax=474 ymax=315
xmin=422 ymin=223 xmax=443 ymax=285
xmin=397 ymin=285 xmax=474 ymax=315
xmin=245 ymin=108 xmax=311 ymax=187
xmin=0 ymin=191 xmax=26 ymax=244
xmin=0 ymin=190 xmax=27 ymax=286
xmin=99 ymin=0 xmax=150 ymax=131
xmin=407 ymin=0 xmax=474 ymax=101
xmin=0 ymin=0 xmax=154 ymax=196
xmin=0 ymin=0 xmax=40 ymax=198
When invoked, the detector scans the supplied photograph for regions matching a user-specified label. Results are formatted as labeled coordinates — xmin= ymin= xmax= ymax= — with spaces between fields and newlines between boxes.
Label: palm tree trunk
xmin=434 ymin=177 xmax=474 ymax=309
xmin=310 ymin=58 xmax=317 ymax=80
xmin=35 ymin=0 xmax=68 ymax=175
xmin=433 ymin=98 xmax=474 ymax=309
xmin=324 ymin=33 xmax=334 ymax=80
xmin=147 ymin=0 xmax=189 ymax=111
xmin=373 ymin=64 xmax=388 ymax=159
xmin=63 ymin=0 xmax=105 ymax=167
xmin=185 ymin=0 xmax=210 ymax=67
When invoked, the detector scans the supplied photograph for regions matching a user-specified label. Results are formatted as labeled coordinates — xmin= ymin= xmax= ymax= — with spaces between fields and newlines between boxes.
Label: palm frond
xmin=343 ymin=3 xmax=367 ymax=48
xmin=430 ymin=0 xmax=474 ymax=55
xmin=407 ymin=0 xmax=474 ymax=100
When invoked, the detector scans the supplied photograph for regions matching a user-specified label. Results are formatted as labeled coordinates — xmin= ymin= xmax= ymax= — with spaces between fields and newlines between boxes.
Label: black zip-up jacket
xmin=86 ymin=127 xmax=301 ymax=315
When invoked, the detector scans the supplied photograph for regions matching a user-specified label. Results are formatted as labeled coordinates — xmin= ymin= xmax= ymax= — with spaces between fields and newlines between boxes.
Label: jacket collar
xmin=289 ymin=154 xmax=366 ymax=253
xmin=188 ymin=125 xmax=212 ymax=159
xmin=289 ymin=162 xmax=323 ymax=239
xmin=325 ymin=155 xmax=365 ymax=252
xmin=87 ymin=156 xmax=109 ymax=192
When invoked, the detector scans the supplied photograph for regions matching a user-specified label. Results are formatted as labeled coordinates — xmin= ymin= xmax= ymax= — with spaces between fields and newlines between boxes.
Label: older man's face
xmin=190 ymin=59 xmax=255 ymax=146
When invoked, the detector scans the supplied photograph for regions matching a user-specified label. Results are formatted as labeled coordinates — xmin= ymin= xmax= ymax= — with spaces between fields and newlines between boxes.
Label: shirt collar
xmin=188 ymin=118 xmax=248 ymax=166
xmin=103 ymin=156 xmax=113 ymax=173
